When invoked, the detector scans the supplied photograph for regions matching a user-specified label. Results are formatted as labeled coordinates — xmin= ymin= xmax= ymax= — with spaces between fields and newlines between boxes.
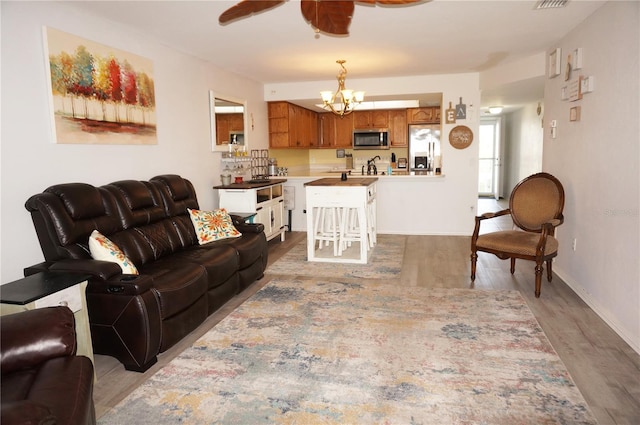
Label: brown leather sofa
xmin=25 ymin=174 xmax=268 ymax=372
xmin=1 ymin=306 xmax=95 ymax=425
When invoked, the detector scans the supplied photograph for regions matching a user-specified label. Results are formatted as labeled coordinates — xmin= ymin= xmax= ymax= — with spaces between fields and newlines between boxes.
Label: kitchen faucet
xmin=366 ymin=155 xmax=380 ymax=175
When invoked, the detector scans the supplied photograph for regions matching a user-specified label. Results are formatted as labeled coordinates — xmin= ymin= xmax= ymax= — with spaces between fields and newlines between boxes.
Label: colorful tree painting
xmin=45 ymin=27 xmax=157 ymax=144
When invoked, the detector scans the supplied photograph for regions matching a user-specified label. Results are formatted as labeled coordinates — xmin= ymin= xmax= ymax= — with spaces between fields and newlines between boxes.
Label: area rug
xmin=265 ymin=234 xmax=405 ymax=279
xmin=99 ymin=279 xmax=596 ymax=424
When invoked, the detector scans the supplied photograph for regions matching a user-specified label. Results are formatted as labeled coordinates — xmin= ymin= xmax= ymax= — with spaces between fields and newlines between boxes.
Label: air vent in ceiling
xmin=534 ymin=0 xmax=569 ymax=10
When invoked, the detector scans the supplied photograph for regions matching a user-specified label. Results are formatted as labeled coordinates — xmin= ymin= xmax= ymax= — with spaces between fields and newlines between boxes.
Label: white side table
xmin=0 ymin=272 xmax=94 ymax=369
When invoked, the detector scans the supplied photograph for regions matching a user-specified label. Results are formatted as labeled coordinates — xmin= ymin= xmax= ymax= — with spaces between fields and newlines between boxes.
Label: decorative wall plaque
xmin=445 ymin=101 xmax=456 ymax=124
xmin=455 ymin=97 xmax=466 ymax=120
xmin=449 ymin=125 xmax=473 ymax=150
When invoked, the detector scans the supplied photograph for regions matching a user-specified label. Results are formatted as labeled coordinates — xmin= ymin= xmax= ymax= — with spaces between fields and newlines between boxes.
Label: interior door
xmin=478 ymin=118 xmax=501 ymax=199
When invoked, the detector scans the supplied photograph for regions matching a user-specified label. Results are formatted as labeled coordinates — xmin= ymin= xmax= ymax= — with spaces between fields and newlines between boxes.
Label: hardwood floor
xmin=94 ymin=207 xmax=640 ymax=424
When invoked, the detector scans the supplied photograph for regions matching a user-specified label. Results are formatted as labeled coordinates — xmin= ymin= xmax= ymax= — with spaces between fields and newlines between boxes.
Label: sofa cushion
xmin=137 ymin=262 xmax=208 ymax=319
xmin=205 ymin=231 xmax=266 ymax=270
xmin=89 ymin=230 xmax=139 ymax=275
xmin=171 ymin=244 xmax=239 ymax=290
xmin=47 ymin=183 xmax=104 ymax=220
xmin=150 ymin=175 xmax=199 ymax=217
xmin=188 ymin=208 xmax=241 ymax=244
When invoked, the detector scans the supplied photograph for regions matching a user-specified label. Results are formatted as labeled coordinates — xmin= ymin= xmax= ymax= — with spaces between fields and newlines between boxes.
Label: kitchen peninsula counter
xmin=303 ymin=177 xmax=379 ymax=187
xmin=278 ymin=172 xmax=474 ymax=237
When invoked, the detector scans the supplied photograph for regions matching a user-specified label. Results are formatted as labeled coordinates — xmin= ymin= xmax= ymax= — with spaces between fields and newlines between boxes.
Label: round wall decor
xmin=449 ymin=125 xmax=473 ymax=149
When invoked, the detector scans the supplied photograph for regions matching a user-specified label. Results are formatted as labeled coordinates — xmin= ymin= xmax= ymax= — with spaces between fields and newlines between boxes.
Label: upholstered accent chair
xmin=471 ymin=172 xmax=565 ymax=297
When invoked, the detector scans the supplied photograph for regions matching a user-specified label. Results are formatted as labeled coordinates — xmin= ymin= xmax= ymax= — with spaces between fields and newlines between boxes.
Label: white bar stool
xmin=313 ymin=206 xmax=342 ymax=256
xmin=337 ymin=207 xmax=367 ymax=255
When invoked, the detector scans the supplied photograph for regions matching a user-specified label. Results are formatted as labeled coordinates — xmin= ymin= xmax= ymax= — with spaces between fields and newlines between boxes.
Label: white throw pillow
xmin=188 ymin=208 xmax=242 ymax=245
xmin=88 ymin=229 xmax=139 ymax=275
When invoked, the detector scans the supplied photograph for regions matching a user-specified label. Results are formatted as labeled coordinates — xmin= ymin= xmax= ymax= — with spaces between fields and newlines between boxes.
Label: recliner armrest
xmin=231 ymin=215 xmax=265 ymax=234
xmin=86 ymin=274 xmax=154 ymax=296
xmin=0 ymin=307 xmax=76 ymax=374
xmin=0 ymin=400 xmax=56 ymax=425
xmin=49 ymin=259 xmax=122 ymax=280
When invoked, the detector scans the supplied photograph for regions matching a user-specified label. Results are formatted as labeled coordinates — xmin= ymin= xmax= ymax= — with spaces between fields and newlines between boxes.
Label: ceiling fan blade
xmin=301 ymin=0 xmax=354 ymax=35
xmin=219 ymin=0 xmax=286 ymax=24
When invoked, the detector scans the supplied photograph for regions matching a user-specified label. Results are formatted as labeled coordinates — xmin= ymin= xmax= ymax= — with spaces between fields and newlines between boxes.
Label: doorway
xmin=478 ymin=117 xmax=501 ymax=199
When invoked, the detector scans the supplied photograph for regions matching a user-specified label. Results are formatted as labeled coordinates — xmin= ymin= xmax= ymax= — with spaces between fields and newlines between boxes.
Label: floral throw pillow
xmin=88 ymin=229 xmax=139 ymax=275
xmin=188 ymin=208 xmax=242 ymax=245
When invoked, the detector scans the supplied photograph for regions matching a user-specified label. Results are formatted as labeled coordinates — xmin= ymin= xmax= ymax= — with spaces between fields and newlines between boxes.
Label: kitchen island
xmin=304 ymin=177 xmax=377 ymax=264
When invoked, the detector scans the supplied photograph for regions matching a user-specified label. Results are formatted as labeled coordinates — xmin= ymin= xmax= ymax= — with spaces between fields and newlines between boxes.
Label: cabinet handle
xmin=270 ymin=210 xmax=275 ymax=227
xmin=256 ymin=206 xmax=263 ymax=211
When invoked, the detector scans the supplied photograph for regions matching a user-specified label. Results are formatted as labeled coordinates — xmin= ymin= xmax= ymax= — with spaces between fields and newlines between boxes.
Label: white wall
xmin=503 ymin=102 xmax=544 ymax=195
xmin=266 ymin=73 xmax=482 ymax=235
xmin=543 ymin=1 xmax=639 ymax=351
xmin=0 ymin=1 xmax=268 ymax=283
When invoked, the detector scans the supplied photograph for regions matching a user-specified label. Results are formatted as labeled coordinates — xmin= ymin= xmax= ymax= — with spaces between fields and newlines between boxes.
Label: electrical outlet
xmin=572 ymin=238 xmax=577 ymax=251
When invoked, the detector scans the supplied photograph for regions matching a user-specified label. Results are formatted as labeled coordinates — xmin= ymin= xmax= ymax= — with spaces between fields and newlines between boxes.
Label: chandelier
xmin=320 ymin=60 xmax=365 ymax=117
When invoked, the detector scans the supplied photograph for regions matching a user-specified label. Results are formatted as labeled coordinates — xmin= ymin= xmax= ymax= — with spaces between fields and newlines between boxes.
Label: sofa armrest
xmin=86 ymin=274 xmax=154 ymax=296
xmin=0 ymin=306 xmax=76 ymax=374
xmin=0 ymin=400 xmax=56 ymax=425
xmin=230 ymin=215 xmax=265 ymax=234
xmin=48 ymin=259 xmax=122 ymax=280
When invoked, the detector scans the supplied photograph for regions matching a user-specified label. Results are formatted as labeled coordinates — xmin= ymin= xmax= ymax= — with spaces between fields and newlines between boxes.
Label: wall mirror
xmin=210 ymin=91 xmax=248 ymax=152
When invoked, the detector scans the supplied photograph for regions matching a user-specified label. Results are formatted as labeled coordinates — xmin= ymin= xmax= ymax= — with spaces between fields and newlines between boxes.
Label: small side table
xmin=0 ymin=272 xmax=94 ymax=369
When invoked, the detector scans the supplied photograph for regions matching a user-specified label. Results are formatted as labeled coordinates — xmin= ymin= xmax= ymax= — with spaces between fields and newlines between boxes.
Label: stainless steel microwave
xmin=353 ymin=129 xmax=389 ymax=150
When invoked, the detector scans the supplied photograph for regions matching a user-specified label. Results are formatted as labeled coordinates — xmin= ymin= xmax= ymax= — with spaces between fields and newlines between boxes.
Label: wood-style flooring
xmin=93 ymin=199 xmax=639 ymax=424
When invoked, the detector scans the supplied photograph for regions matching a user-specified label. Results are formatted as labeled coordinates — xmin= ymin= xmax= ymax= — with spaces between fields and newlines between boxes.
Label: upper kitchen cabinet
xmin=268 ymin=101 xmax=318 ymax=148
xmin=215 ymin=113 xmax=244 ymax=145
xmin=388 ymin=109 xmax=408 ymax=147
xmin=353 ymin=110 xmax=389 ymax=129
xmin=319 ymin=113 xmax=354 ymax=148
xmin=407 ymin=107 xmax=441 ymax=124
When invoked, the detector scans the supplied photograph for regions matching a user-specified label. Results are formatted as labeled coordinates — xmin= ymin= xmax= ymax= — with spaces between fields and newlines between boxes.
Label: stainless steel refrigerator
xmin=408 ymin=124 xmax=441 ymax=173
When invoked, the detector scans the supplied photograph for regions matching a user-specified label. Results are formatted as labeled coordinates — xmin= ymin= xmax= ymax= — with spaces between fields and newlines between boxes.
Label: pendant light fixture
xmin=320 ymin=60 xmax=365 ymax=117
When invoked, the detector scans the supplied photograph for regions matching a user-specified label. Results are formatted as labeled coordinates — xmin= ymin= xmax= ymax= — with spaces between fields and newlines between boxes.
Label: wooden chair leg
xmin=470 ymin=252 xmax=477 ymax=281
xmin=510 ymin=258 xmax=516 ymax=274
xmin=534 ymin=263 xmax=543 ymax=298
xmin=546 ymin=259 xmax=553 ymax=282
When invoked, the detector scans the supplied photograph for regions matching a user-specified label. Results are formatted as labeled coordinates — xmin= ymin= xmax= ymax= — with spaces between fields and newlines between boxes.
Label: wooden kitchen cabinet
xmin=268 ymin=101 xmax=318 ymax=148
xmin=407 ymin=107 xmax=441 ymax=124
xmin=388 ymin=109 xmax=408 ymax=147
xmin=319 ymin=113 xmax=354 ymax=148
xmin=353 ymin=110 xmax=389 ymax=129
xmin=215 ymin=113 xmax=243 ymax=145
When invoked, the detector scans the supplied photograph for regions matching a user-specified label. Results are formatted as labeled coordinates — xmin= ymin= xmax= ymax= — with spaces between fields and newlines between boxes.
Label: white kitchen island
xmin=304 ymin=177 xmax=377 ymax=264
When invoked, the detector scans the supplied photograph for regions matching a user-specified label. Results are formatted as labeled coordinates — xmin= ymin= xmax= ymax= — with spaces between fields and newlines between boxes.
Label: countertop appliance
xmin=353 ymin=129 xmax=389 ymax=150
xmin=268 ymin=158 xmax=278 ymax=176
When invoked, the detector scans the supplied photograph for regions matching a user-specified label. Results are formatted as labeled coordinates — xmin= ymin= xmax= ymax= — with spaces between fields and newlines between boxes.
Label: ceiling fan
xmin=219 ymin=0 xmax=425 ymax=36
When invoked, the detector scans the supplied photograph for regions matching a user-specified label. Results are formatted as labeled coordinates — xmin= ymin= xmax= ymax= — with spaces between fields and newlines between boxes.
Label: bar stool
xmin=337 ymin=207 xmax=367 ymax=255
xmin=338 ymin=203 xmax=376 ymax=255
xmin=313 ymin=206 xmax=342 ymax=256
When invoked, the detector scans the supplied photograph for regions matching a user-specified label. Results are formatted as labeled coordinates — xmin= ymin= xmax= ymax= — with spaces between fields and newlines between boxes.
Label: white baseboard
xmin=554 ymin=266 xmax=640 ymax=355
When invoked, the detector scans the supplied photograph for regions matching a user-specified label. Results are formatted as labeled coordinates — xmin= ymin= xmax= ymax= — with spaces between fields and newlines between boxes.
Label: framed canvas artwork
xmin=44 ymin=27 xmax=157 ymax=144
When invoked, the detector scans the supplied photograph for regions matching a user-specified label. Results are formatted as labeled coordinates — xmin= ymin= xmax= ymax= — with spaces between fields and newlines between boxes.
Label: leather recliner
xmin=1 ymin=306 xmax=96 ymax=425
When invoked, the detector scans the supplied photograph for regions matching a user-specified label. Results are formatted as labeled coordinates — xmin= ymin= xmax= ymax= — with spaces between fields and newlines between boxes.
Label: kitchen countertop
xmin=304 ymin=177 xmax=378 ymax=187
xmin=213 ymin=178 xmax=287 ymax=189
